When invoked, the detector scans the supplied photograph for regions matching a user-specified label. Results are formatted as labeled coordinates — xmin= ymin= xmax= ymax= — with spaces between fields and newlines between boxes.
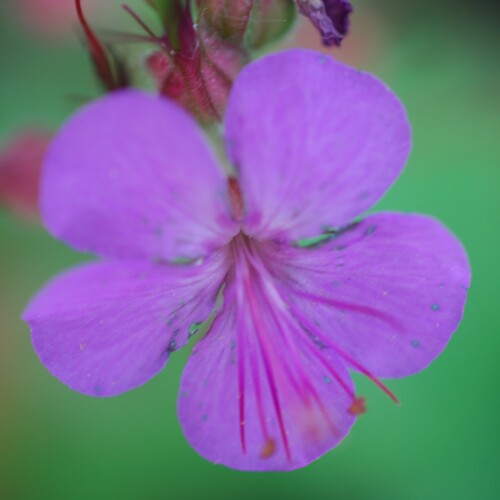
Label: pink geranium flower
xmin=23 ymin=50 xmax=470 ymax=471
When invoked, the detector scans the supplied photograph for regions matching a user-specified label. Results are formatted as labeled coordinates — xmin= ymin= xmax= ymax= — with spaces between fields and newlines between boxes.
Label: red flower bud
xmin=0 ymin=130 xmax=51 ymax=220
xmin=145 ymin=1 xmax=248 ymax=122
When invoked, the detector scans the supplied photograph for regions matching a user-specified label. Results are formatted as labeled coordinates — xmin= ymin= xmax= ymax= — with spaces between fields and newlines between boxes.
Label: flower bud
xmin=199 ymin=0 xmax=255 ymax=42
xmin=0 ymin=129 xmax=51 ymax=220
xmin=146 ymin=1 xmax=248 ymax=122
xmin=246 ymin=0 xmax=297 ymax=49
xmin=147 ymin=31 xmax=247 ymax=122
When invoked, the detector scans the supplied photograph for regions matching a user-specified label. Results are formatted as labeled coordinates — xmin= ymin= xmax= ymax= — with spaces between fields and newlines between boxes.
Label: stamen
xmin=253 ymin=269 xmax=340 ymax=437
xmin=230 ymin=234 xmax=384 ymax=461
xmin=228 ymin=177 xmax=244 ymax=222
xmin=243 ymin=302 xmax=275 ymax=452
xmin=243 ymin=240 xmax=341 ymax=447
xmin=300 ymin=331 xmax=355 ymax=399
xmin=234 ymin=285 xmax=247 ymax=454
xmin=292 ymin=288 xmax=404 ymax=332
xmin=290 ymin=306 xmax=399 ymax=404
xmin=238 ymin=338 xmax=247 ymax=454
xmin=243 ymin=268 xmax=291 ymax=461
xmin=244 ymin=249 xmax=352 ymax=410
xmin=234 ymin=256 xmax=276 ymax=457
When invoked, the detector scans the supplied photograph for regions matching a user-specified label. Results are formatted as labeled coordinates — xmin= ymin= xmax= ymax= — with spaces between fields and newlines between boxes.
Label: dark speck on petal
xmin=167 ymin=338 xmax=177 ymax=352
xmin=365 ymin=225 xmax=377 ymax=236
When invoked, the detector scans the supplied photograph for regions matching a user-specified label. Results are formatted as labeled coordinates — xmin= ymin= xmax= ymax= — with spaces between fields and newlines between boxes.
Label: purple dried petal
xmin=296 ymin=0 xmax=353 ymax=46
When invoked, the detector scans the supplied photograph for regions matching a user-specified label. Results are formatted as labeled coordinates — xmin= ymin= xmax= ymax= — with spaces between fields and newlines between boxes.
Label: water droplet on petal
xmin=431 ymin=303 xmax=440 ymax=311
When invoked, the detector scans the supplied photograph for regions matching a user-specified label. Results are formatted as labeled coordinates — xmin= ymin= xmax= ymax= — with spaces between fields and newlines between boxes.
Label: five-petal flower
xmin=23 ymin=49 xmax=470 ymax=471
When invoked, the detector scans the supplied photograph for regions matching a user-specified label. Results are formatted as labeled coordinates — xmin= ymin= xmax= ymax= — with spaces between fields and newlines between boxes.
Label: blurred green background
xmin=1 ymin=1 xmax=498 ymax=499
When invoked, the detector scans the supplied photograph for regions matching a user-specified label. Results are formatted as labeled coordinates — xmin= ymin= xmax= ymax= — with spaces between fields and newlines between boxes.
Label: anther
xmin=228 ymin=176 xmax=244 ymax=222
xmin=260 ymin=438 xmax=277 ymax=459
xmin=348 ymin=397 xmax=367 ymax=416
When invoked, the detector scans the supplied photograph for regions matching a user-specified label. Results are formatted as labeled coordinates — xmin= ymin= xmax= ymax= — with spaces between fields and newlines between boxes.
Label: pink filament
xmin=242 ymin=264 xmax=291 ymax=460
xmin=289 ymin=304 xmax=399 ymax=404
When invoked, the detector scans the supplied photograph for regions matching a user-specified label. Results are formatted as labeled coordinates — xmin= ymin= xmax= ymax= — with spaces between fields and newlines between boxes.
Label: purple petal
xmin=42 ymin=90 xmax=238 ymax=261
xmin=225 ymin=50 xmax=411 ymax=243
xmin=266 ymin=213 xmax=471 ymax=378
xmin=178 ymin=240 xmax=356 ymax=471
xmin=296 ymin=0 xmax=353 ymax=46
xmin=23 ymin=252 xmax=228 ymax=396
